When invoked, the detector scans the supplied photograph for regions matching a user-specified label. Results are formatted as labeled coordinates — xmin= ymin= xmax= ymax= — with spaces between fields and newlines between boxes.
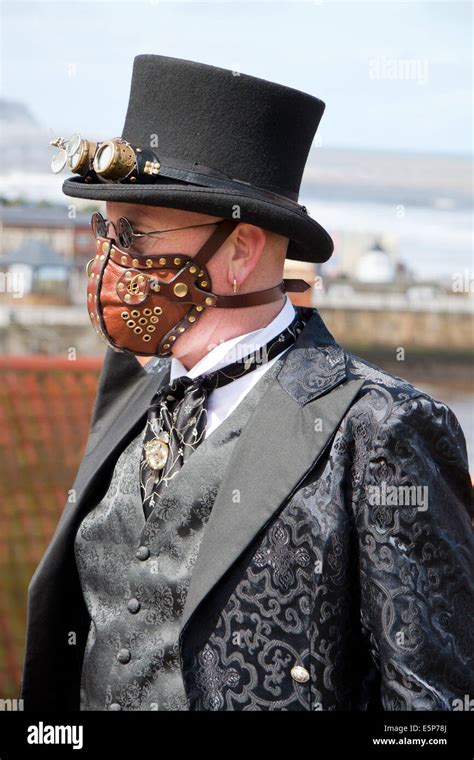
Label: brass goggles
xmin=50 ymin=134 xmax=160 ymax=183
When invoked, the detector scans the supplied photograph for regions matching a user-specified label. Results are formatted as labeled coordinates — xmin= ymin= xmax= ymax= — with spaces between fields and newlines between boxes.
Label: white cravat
xmin=167 ymin=295 xmax=296 ymax=438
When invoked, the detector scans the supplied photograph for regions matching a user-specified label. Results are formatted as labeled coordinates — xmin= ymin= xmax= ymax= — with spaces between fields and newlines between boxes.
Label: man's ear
xmin=232 ymin=223 xmax=267 ymax=262
xmin=225 ymin=224 xmax=267 ymax=290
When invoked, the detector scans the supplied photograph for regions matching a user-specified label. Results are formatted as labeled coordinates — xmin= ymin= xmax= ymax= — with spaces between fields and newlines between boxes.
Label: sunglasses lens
xmin=117 ymin=217 xmax=133 ymax=249
xmin=91 ymin=212 xmax=107 ymax=238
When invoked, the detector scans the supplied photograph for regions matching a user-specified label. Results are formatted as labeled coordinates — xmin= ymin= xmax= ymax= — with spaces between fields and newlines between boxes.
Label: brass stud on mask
xmin=173 ymin=282 xmax=188 ymax=298
xmin=121 ymin=256 xmax=127 ymax=265
xmin=102 ymin=242 xmax=109 ymax=254
xmin=127 ymin=279 xmax=140 ymax=295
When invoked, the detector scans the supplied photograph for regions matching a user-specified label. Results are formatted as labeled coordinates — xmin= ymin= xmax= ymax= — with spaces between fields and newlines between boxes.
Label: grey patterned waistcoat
xmin=74 ymin=357 xmax=284 ymax=711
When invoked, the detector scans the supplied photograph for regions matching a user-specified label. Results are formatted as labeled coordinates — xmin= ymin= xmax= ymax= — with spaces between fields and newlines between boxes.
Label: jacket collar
xmin=143 ymin=306 xmax=347 ymax=403
xmin=276 ymin=306 xmax=347 ymax=404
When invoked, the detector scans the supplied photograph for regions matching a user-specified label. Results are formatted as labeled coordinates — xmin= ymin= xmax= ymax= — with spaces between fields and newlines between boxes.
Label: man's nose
xmin=106 ymin=219 xmax=117 ymax=237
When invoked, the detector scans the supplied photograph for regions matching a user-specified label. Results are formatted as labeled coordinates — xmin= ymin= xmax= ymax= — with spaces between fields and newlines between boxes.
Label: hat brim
xmin=62 ymin=176 xmax=333 ymax=264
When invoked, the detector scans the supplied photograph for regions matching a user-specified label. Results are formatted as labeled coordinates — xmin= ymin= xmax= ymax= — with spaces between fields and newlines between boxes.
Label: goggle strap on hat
xmin=147 ymin=157 xmax=301 ymax=207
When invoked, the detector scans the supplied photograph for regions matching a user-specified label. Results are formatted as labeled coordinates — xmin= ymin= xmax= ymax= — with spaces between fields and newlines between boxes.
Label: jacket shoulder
xmin=345 ymin=351 xmax=434 ymax=406
xmin=342 ymin=351 xmax=470 ymax=483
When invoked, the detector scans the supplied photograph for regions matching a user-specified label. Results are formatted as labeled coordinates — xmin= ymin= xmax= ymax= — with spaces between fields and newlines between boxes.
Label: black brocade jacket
xmin=19 ymin=307 xmax=473 ymax=711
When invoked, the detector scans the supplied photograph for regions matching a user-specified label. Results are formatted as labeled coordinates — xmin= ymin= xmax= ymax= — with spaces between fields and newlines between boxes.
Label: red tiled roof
xmin=0 ymin=356 xmax=103 ymax=699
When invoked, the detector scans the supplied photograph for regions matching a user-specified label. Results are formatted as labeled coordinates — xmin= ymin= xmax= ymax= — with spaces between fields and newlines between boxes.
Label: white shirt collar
xmin=169 ymin=295 xmax=296 ymax=381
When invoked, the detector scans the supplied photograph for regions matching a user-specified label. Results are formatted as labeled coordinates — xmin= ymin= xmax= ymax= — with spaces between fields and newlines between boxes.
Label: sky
xmin=1 ymin=0 xmax=472 ymax=155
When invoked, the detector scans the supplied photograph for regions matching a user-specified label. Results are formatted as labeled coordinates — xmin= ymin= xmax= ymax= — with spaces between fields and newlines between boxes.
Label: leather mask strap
xmin=192 ymin=218 xmax=311 ymax=308
xmin=214 ymin=279 xmax=310 ymax=308
xmin=193 ymin=219 xmax=239 ymax=268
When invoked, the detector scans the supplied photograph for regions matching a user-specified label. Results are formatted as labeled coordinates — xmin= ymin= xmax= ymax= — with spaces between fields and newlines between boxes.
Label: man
xmin=20 ymin=54 xmax=472 ymax=711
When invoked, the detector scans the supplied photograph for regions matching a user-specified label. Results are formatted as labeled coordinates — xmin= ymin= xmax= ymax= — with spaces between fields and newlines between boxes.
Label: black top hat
xmin=62 ymin=54 xmax=333 ymax=264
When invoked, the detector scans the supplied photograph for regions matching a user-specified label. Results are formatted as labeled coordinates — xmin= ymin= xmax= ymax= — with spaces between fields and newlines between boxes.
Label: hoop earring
xmin=233 ymin=277 xmax=239 ymax=294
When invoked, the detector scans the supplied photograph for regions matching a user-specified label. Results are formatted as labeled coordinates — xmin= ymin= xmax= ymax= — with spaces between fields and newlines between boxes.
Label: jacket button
xmin=117 ymin=648 xmax=131 ymax=664
xmin=109 ymin=703 xmax=121 ymax=711
xmin=127 ymin=597 xmax=141 ymax=614
xmin=290 ymin=665 xmax=310 ymax=683
xmin=136 ymin=545 xmax=150 ymax=560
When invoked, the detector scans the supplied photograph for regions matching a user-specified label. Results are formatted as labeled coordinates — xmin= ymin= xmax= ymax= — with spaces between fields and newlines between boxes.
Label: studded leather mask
xmin=86 ymin=220 xmax=310 ymax=358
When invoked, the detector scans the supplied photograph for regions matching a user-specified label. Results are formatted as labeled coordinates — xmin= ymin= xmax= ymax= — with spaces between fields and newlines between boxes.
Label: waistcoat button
xmin=127 ymin=597 xmax=141 ymax=614
xmin=117 ymin=648 xmax=131 ymax=664
xmin=290 ymin=665 xmax=310 ymax=683
xmin=109 ymin=703 xmax=122 ymax=711
xmin=136 ymin=545 xmax=150 ymax=560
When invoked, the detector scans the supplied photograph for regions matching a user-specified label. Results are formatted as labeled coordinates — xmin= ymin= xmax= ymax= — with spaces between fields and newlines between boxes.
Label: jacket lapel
xmin=180 ymin=308 xmax=364 ymax=633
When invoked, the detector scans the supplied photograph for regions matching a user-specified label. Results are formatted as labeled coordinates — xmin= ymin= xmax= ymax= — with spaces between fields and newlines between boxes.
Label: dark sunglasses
xmin=90 ymin=212 xmax=224 ymax=250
